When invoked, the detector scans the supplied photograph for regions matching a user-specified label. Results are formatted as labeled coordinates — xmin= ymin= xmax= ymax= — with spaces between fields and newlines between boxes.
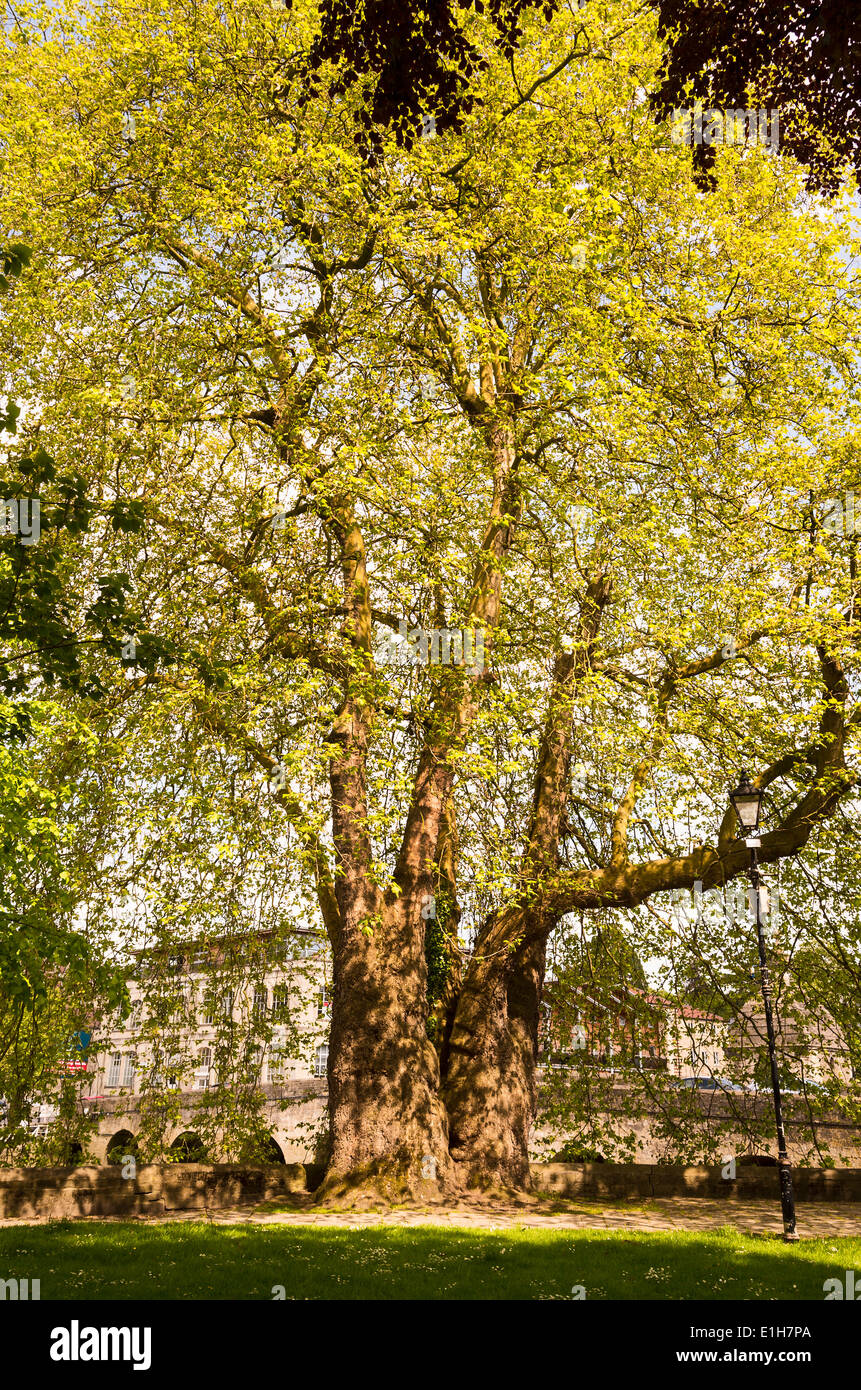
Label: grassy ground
xmin=0 ymin=1222 xmax=859 ymax=1299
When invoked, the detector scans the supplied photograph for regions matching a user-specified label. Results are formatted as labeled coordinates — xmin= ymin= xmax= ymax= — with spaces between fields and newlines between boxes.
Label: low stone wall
xmin=1 ymin=1161 xmax=860 ymax=1219
xmin=533 ymin=1161 xmax=861 ymax=1203
xmin=0 ymin=1163 xmax=320 ymax=1221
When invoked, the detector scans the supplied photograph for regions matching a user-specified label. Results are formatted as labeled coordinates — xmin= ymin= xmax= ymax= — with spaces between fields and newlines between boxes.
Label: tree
xmin=294 ymin=1 xmax=861 ymax=196
xmin=2 ymin=0 xmax=860 ymax=1196
xmin=0 ymin=241 xmax=147 ymax=1108
xmin=653 ymin=0 xmax=861 ymax=194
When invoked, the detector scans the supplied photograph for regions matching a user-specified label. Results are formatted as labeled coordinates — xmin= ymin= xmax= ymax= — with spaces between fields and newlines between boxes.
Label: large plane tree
xmin=2 ymin=0 xmax=860 ymax=1195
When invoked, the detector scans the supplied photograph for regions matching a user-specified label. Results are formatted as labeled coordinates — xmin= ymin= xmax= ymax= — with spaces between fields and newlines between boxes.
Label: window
xmin=121 ymin=1056 xmax=136 ymax=1089
xmin=165 ymin=1055 xmax=181 ymax=1090
xmin=128 ymin=1003 xmax=141 ymax=1032
xmin=267 ymin=938 xmax=287 ymax=966
xmin=271 ymin=984 xmax=290 ymax=1022
xmin=195 ymin=1047 xmax=211 ymax=1091
xmin=253 ymin=989 xmax=269 ymax=1020
xmin=245 ymin=1044 xmax=263 ymax=1082
xmin=268 ymin=1046 xmax=288 ymax=1084
xmin=167 ymin=953 xmax=185 ymax=975
xmin=313 ymin=1044 xmax=329 ymax=1079
xmin=190 ymin=949 xmax=208 ymax=974
xmin=317 ymin=980 xmax=331 ymax=1018
xmin=205 ymin=990 xmax=232 ymax=1025
xmin=107 ymin=1053 xmax=122 ymax=1088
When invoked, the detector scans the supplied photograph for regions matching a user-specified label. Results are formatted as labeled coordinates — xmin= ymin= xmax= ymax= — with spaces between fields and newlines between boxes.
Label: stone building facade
xmin=70 ymin=931 xmax=331 ymax=1164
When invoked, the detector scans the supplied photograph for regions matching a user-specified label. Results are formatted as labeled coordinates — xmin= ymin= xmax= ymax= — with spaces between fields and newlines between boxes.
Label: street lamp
xmin=728 ymin=769 xmax=798 ymax=1242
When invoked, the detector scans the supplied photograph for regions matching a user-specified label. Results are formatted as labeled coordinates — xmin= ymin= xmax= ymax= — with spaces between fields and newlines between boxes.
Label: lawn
xmin=0 ymin=1222 xmax=859 ymax=1299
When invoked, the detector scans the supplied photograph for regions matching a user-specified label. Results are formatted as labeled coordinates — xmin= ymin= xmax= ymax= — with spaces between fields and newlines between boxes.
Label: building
xmin=540 ymin=981 xmax=730 ymax=1080
xmin=77 ymin=930 xmax=331 ymax=1164
xmin=728 ymin=998 xmax=855 ymax=1091
xmin=662 ymin=1002 xmax=730 ymax=1081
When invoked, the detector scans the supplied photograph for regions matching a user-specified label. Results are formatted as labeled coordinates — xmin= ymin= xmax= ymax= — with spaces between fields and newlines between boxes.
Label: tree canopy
xmin=1 ymin=0 xmax=860 ymax=1189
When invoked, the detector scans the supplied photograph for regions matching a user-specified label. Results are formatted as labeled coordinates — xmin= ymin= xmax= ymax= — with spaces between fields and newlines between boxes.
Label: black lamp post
xmin=728 ymin=770 xmax=798 ymax=1242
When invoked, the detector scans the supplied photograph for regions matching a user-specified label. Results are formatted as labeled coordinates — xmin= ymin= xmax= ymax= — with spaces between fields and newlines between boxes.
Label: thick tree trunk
xmin=318 ymin=413 xmax=521 ymax=1201
xmin=320 ymin=899 xmax=453 ymax=1201
xmin=441 ymin=921 xmax=546 ymax=1190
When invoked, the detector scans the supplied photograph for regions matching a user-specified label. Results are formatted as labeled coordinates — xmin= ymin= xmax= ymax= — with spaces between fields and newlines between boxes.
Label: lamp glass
xmin=729 ymin=771 xmax=762 ymax=833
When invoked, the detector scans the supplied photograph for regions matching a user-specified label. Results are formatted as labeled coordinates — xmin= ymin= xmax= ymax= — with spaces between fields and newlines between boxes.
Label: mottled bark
xmin=320 ymin=413 xmax=520 ymax=1198
xmin=443 ymin=919 xmax=546 ymax=1188
xmin=322 ymin=899 xmax=452 ymax=1199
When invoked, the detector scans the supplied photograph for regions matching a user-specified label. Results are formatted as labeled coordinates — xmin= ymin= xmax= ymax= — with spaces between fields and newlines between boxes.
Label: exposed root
xmin=312 ymin=1159 xmax=455 ymax=1211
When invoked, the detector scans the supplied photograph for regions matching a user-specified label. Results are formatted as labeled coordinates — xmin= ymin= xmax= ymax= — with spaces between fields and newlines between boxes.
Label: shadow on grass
xmin=0 ymin=1223 xmax=858 ymax=1300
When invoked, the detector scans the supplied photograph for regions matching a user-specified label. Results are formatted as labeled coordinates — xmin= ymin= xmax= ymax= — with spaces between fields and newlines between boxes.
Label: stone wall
xmin=534 ymin=1082 xmax=861 ymax=1166
xmin=87 ymin=1080 xmax=328 ymax=1165
xmin=533 ymin=1161 xmax=861 ymax=1203
xmin=0 ymin=1161 xmax=859 ymax=1220
xmin=81 ymin=1076 xmax=861 ymax=1170
xmin=0 ymin=1163 xmax=321 ymax=1221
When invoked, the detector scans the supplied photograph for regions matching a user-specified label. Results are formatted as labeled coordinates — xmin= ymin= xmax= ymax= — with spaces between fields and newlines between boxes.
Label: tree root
xmin=312 ymin=1158 xmax=456 ymax=1211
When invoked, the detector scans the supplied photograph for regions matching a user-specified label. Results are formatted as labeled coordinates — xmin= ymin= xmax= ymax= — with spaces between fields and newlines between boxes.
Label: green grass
xmin=0 ymin=1222 xmax=860 ymax=1299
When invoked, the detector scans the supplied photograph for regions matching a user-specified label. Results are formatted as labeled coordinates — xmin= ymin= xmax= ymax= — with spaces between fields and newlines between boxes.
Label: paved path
xmin=222 ymin=1197 xmax=860 ymax=1237
xmin=2 ymin=1196 xmax=859 ymax=1237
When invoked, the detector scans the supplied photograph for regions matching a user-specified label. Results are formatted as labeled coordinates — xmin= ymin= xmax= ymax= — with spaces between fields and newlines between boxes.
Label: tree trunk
xmin=319 ymin=894 xmax=453 ymax=1202
xmin=442 ymin=919 xmax=546 ymax=1190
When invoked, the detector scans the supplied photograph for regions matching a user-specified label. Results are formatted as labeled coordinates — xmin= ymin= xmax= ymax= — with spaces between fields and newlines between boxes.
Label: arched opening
xmin=264 ymin=1136 xmax=285 ymax=1164
xmin=106 ymin=1130 xmax=139 ymax=1166
xmin=239 ymin=1134 xmax=285 ymax=1165
xmin=552 ymin=1142 xmax=606 ymax=1163
xmin=169 ymin=1131 xmax=207 ymax=1163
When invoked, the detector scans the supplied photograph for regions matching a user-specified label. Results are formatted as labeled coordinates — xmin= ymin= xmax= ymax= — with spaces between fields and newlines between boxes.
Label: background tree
xmin=653 ymin=0 xmax=861 ymax=194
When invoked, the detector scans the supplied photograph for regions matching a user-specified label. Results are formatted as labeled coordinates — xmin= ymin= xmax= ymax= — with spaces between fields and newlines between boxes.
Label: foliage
xmin=1 ymin=0 xmax=861 ymax=1178
xmin=654 ymin=0 xmax=861 ymax=194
